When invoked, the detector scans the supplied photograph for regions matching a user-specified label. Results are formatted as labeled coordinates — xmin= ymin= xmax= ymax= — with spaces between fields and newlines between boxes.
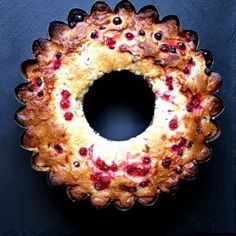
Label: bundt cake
xmin=15 ymin=1 xmax=223 ymax=209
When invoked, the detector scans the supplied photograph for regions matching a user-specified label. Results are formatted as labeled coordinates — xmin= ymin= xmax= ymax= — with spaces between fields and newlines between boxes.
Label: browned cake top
xmin=15 ymin=1 xmax=223 ymax=209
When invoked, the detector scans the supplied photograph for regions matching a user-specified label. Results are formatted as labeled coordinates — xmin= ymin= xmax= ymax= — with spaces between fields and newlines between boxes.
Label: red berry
xmin=110 ymin=163 xmax=118 ymax=172
xmin=177 ymin=149 xmax=183 ymax=156
xmin=53 ymin=59 xmax=61 ymax=70
xmin=169 ymin=118 xmax=178 ymax=130
xmin=92 ymin=173 xmax=110 ymax=191
xmin=79 ymin=147 xmax=87 ymax=156
xmin=162 ymin=157 xmax=171 ymax=167
xmin=142 ymin=156 xmax=151 ymax=165
xmin=179 ymin=137 xmax=187 ymax=146
xmin=105 ymin=37 xmax=116 ymax=49
xmin=125 ymin=32 xmax=134 ymax=40
xmin=96 ymin=158 xmax=108 ymax=171
xmin=186 ymin=102 xmax=194 ymax=112
xmin=186 ymin=95 xmax=201 ymax=112
xmin=140 ymin=166 xmax=150 ymax=176
xmin=126 ymin=165 xmax=136 ymax=176
xmin=96 ymin=158 xmax=105 ymax=167
xmin=126 ymin=164 xmax=149 ymax=176
xmin=171 ymin=137 xmax=187 ymax=155
xmin=64 ymin=112 xmax=74 ymax=121
xmin=165 ymin=76 xmax=174 ymax=90
xmin=159 ymin=44 xmax=170 ymax=52
xmin=54 ymin=144 xmax=63 ymax=154
xmin=171 ymin=144 xmax=178 ymax=151
xmin=183 ymin=67 xmax=190 ymax=74
xmin=61 ymin=90 xmax=71 ymax=98
xmin=99 ymin=174 xmax=110 ymax=184
xmin=192 ymin=95 xmax=201 ymax=108
xmin=60 ymin=99 xmax=70 ymax=109
xmin=94 ymin=182 xmax=104 ymax=190
xmin=92 ymin=172 xmax=110 ymax=184
xmin=136 ymin=167 xmax=143 ymax=176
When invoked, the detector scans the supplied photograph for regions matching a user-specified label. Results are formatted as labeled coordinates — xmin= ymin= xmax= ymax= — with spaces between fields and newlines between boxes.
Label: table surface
xmin=0 ymin=0 xmax=235 ymax=235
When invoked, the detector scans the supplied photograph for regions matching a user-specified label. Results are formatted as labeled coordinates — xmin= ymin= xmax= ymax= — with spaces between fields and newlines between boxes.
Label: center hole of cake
xmin=83 ymin=70 xmax=155 ymax=141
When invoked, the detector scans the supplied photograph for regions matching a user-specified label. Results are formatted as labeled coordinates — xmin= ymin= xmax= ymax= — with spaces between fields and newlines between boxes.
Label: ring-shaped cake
xmin=15 ymin=1 xmax=223 ymax=209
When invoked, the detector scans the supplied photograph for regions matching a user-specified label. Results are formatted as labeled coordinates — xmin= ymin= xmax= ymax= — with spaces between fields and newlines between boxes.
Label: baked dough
xmin=15 ymin=1 xmax=223 ymax=209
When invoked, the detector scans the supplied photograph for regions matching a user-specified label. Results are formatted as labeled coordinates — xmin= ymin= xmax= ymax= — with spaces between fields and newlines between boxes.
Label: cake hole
xmin=83 ymin=70 xmax=155 ymax=141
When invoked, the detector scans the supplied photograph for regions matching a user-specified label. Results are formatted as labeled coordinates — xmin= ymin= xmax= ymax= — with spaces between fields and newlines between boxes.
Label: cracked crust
xmin=15 ymin=0 xmax=223 ymax=210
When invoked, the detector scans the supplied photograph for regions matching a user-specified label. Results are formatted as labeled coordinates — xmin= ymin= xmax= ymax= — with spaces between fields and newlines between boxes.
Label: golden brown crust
xmin=15 ymin=0 xmax=223 ymax=209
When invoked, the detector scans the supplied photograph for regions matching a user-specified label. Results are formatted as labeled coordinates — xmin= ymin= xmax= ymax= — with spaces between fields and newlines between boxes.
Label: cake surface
xmin=15 ymin=0 xmax=223 ymax=209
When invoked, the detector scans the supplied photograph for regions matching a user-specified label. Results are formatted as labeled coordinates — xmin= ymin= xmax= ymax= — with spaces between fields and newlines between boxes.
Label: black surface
xmin=0 ymin=0 xmax=235 ymax=235
xmin=83 ymin=71 xmax=155 ymax=141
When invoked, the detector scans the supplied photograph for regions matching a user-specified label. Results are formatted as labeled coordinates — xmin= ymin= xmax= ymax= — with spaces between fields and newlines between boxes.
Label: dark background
xmin=0 ymin=0 xmax=235 ymax=235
